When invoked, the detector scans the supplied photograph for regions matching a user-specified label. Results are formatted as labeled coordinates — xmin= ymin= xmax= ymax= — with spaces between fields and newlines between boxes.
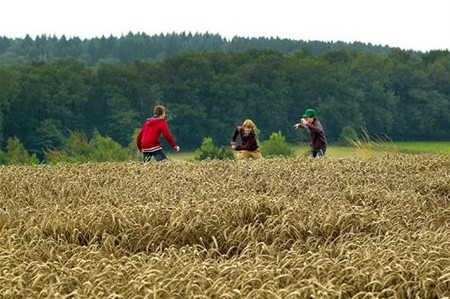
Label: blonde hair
xmin=242 ymin=119 xmax=256 ymax=131
xmin=154 ymin=105 xmax=165 ymax=116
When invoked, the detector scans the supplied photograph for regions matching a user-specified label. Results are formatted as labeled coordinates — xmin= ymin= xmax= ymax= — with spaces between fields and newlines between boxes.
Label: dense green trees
xmin=0 ymin=46 xmax=449 ymax=164
xmin=0 ymin=68 xmax=18 ymax=144
xmin=0 ymin=33 xmax=394 ymax=66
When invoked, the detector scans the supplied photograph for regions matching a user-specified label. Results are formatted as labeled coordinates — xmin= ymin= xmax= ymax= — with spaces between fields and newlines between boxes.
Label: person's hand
xmin=301 ymin=118 xmax=311 ymax=126
xmin=174 ymin=145 xmax=180 ymax=152
xmin=231 ymin=144 xmax=237 ymax=149
xmin=293 ymin=123 xmax=300 ymax=130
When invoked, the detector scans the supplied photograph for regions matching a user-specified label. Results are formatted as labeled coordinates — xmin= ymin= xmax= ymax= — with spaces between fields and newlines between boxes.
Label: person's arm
xmin=293 ymin=118 xmax=308 ymax=129
xmin=307 ymin=121 xmax=322 ymax=133
xmin=136 ymin=128 xmax=143 ymax=152
xmin=231 ymin=126 xmax=240 ymax=143
xmin=161 ymin=121 xmax=179 ymax=151
xmin=231 ymin=126 xmax=240 ymax=149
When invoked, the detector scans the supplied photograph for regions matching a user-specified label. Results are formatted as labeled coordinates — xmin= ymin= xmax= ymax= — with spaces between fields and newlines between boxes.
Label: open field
xmin=169 ymin=141 xmax=450 ymax=161
xmin=379 ymin=141 xmax=450 ymax=154
xmin=1 ymin=155 xmax=450 ymax=298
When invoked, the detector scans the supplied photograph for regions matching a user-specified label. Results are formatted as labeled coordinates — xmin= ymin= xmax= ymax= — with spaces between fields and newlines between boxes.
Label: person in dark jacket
xmin=231 ymin=119 xmax=263 ymax=159
xmin=293 ymin=108 xmax=327 ymax=158
xmin=136 ymin=105 xmax=180 ymax=162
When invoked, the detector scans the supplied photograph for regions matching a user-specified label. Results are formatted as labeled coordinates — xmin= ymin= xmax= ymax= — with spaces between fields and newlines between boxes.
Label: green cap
xmin=302 ymin=108 xmax=316 ymax=118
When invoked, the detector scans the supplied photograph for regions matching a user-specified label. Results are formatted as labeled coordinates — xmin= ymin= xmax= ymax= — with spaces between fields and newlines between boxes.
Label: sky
xmin=1 ymin=0 xmax=449 ymax=52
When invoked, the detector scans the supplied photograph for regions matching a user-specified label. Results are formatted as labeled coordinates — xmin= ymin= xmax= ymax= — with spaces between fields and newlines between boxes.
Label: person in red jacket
xmin=136 ymin=105 xmax=180 ymax=162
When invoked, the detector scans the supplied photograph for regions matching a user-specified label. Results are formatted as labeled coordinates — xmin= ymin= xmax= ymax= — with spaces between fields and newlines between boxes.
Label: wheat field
xmin=1 ymin=155 xmax=450 ymax=298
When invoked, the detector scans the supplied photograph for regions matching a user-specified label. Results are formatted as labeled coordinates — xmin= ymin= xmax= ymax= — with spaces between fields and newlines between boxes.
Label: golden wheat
xmin=1 ymin=155 xmax=450 ymax=298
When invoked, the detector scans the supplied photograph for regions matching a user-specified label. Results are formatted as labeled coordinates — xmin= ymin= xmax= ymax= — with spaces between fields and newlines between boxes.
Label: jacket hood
xmin=146 ymin=117 xmax=165 ymax=126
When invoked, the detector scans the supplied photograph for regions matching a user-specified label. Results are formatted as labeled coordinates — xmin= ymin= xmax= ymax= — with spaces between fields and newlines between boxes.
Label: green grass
xmin=168 ymin=141 xmax=450 ymax=161
xmin=322 ymin=141 xmax=450 ymax=157
xmin=379 ymin=141 xmax=450 ymax=154
xmin=167 ymin=151 xmax=196 ymax=162
xmin=294 ymin=145 xmax=370 ymax=157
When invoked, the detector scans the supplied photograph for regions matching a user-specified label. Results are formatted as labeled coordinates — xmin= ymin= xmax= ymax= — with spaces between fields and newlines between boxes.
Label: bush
xmin=194 ymin=137 xmax=234 ymax=161
xmin=45 ymin=129 xmax=132 ymax=164
xmin=259 ymin=131 xmax=295 ymax=157
xmin=1 ymin=137 xmax=39 ymax=165
xmin=88 ymin=130 xmax=132 ymax=162
xmin=338 ymin=125 xmax=358 ymax=145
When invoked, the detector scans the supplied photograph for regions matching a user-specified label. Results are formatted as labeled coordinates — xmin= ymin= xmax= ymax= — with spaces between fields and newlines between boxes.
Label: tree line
xmin=0 ymin=32 xmax=395 ymax=66
xmin=0 ymin=46 xmax=449 ymax=163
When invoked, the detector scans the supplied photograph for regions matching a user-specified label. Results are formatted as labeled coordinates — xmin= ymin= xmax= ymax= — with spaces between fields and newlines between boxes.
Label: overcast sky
xmin=2 ymin=0 xmax=449 ymax=52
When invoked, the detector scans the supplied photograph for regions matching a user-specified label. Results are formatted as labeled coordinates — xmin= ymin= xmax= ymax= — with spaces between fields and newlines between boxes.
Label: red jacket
xmin=136 ymin=117 xmax=177 ymax=152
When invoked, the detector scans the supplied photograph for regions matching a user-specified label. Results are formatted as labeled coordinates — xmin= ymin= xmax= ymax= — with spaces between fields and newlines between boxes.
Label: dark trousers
xmin=143 ymin=149 xmax=167 ymax=162
xmin=310 ymin=149 xmax=326 ymax=158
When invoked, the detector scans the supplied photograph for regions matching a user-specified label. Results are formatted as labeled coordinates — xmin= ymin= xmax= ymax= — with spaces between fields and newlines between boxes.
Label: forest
xmin=0 ymin=33 xmax=449 ymax=163
xmin=0 ymin=32 xmax=394 ymax=66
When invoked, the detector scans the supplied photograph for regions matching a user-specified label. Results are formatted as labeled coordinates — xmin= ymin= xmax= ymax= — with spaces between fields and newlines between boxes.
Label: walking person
xmin=231 ymin=119 xmax=263 ymax=160
xmin=293 ymin=108 xmax=327 ymax=158
xmin=136 ymin=105 xmax=180 ymax=162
